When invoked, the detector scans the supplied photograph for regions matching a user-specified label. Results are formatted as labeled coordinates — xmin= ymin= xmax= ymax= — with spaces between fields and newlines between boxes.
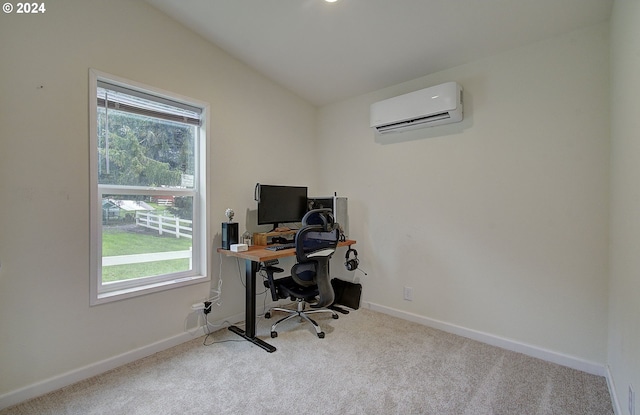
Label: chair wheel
xmin=332 ymin=314 xmax=339 ymax=319
xmin=271 ymin=331 xmax=278 ymax=338
xmin=318 ymin=332 xmax=325 ymax=338
xmin=265 ymin=312 xmax=271 ymax=319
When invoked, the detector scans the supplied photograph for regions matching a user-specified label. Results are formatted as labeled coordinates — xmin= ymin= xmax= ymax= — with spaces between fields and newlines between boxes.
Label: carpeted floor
xmin=1 ymin=308 xmax=614 ymax=414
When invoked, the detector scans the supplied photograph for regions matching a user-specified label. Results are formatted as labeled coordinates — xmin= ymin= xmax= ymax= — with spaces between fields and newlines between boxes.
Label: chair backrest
xmin=301 ymin=208 xmax=337 ymax=231
xmin=291 ymin=209 xmax=340 ymax=308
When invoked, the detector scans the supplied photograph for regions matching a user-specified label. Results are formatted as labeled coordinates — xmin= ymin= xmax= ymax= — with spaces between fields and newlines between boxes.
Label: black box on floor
xmin=331 ymin=278 xmax=362 ymax=310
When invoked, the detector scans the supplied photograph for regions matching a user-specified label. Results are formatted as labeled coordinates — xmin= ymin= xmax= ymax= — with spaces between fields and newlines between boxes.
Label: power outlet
xmin=630 ymin=384 xmax=635 ymax=415
xmin=403 ymin=286 xmax=413 ymax=301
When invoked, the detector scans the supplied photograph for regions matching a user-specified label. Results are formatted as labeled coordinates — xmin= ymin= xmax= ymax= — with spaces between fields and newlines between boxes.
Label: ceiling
xmin=145 ymin=0 xmax=612 ymax=106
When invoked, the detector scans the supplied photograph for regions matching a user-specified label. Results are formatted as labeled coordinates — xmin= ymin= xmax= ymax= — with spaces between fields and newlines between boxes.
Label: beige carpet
xmin=1 ymin=308 xmax=614 ymax=415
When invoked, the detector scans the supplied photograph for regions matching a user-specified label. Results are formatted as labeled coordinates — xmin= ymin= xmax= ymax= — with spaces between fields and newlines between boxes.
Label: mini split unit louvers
xmin=370 ymin=82 xmax=463 ymax=134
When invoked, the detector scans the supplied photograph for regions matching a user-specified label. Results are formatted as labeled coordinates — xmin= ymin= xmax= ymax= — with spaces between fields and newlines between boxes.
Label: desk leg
xmin=228 ymin=259 xmax=276 ymax=353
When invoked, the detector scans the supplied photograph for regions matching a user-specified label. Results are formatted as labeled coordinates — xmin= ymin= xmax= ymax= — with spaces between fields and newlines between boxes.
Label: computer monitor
xmin=255 ymin=184 xmax=308 ymax=231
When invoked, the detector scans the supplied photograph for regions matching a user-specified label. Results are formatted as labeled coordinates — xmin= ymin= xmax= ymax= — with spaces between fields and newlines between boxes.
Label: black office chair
xmin=263 ymin=209 xmax=340 ymax=338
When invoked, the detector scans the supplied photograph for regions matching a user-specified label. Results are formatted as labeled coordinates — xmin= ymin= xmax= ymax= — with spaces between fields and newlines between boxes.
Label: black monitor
xmin=255 ymin=184 xmax=308 ymax=231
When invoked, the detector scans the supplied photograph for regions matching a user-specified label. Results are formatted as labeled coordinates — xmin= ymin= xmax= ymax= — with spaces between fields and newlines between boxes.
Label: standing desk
xmin=217 ymin=239 xmax=356 ymax=352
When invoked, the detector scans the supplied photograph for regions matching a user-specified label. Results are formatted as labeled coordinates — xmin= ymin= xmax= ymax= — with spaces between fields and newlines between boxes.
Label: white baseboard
xmin=363 ymin=301 xmax=606 ymax=376
xmin=0 ymin=311 xmax=244 ymax=411
xmin=606 ymin=365 xmax=623 ymax=415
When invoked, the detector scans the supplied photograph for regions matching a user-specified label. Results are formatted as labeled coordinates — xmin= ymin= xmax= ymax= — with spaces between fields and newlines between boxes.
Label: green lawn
xmin=102 ymin=227 xmax=192 ymax=282
xmin=102 ymin=227 xmax=192 ymax=256
xmin=102 ymin=259 xmax=190 ymax=282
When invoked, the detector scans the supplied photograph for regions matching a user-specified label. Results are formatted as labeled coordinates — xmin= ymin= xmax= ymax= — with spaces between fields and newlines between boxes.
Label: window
xmin=89 ymin=69 xmax=209 ymax=305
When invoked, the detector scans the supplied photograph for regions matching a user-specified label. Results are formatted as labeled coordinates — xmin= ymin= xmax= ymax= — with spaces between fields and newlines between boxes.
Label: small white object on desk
xmin=230 ymin=243 xmax=248 ymax=252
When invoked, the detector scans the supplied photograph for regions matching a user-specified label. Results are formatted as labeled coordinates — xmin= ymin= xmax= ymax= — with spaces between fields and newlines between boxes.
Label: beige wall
xmin=318 ymin=22 xmax=610 ymax=365
xmin=2 ymin=0 xmax=637 ymax=411
xmin=609 ymin=0 xmax=640 ymax=411
xmin=0 ymin=0 xmax=317 ymax=397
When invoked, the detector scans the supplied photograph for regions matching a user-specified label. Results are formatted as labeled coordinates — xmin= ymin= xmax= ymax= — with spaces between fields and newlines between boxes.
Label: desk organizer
xmin=253 ymin=230 xmax=296 ymax=246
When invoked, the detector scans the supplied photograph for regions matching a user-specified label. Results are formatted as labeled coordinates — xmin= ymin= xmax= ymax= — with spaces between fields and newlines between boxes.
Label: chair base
xmin=265 ymin=300 xmax=338 ymax=338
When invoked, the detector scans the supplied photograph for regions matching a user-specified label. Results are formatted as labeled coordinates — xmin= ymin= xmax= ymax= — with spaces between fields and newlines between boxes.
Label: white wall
xmin=0 ymin=0 xmax=317 ymax=399
xmin=319 ymin=23 xmax=610 ymax=366
xmin=609 ymin=0 xmax=640 ymax=412
xmin=1 ymin=0 xmax=630 ymax=410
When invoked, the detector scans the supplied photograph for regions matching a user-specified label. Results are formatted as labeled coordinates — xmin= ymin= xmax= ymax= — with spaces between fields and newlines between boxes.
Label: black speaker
xmin=221 ymin=222 xmax=238 ymax=249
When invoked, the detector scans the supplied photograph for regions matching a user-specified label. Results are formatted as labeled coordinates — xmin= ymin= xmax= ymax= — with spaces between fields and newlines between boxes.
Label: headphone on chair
xmin=345 ymin=247 xmax=359 ymax=271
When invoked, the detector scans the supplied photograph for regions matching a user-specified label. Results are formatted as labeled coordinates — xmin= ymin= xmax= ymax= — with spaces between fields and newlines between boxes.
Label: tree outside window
xmin=89 ymin=70 xmax=209 ymax=304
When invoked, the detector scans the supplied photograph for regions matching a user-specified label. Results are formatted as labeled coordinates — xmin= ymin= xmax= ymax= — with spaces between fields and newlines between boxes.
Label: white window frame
xmin=89 ymin=69 xmax=210 ymax=305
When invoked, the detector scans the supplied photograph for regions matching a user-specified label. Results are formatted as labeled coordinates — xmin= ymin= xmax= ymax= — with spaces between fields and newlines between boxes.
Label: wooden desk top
xmin=217 ymin=240 xmax=356 ymax=263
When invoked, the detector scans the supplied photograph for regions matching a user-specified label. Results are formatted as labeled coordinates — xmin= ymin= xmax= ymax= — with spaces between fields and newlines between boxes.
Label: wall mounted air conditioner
xmin=370 ymin=81 xmax=463 ymax=134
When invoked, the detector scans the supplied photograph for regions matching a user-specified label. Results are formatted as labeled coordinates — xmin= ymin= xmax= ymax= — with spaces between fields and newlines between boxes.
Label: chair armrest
xmin=262 ymin=265 xmax=284 ymax=301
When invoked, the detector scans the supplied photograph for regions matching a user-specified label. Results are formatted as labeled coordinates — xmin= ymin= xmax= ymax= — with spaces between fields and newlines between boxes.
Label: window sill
xmin=91 ymin=274 xmax=209 ymax=306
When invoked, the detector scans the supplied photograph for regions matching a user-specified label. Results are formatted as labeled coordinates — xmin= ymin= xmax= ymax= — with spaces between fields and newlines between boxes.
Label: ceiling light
xmin=325 ymin=0 xmax=339 ymax=3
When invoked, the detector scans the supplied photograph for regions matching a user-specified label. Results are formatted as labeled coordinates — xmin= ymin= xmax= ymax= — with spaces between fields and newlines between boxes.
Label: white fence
xmin=135 ymin=211 xmax=192 ymax=239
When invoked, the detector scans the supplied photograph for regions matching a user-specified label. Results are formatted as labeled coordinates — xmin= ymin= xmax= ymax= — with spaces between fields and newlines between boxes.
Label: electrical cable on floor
xmin=201 ymin=253 xmax=272 ymax=345
xmin=193 ymin=253 xmax=228 ymax=344
xmin=202 ymin=311 xmax=243 ymax=346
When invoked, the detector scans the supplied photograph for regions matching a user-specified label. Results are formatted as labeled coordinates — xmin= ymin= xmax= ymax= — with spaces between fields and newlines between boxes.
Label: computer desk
xmin=217 ymin=239 xmax=356 ymax=353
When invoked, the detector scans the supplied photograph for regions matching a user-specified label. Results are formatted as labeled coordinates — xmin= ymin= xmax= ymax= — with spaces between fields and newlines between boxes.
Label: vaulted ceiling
xmin=146 ymin=0 xmax=613 ymax=106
